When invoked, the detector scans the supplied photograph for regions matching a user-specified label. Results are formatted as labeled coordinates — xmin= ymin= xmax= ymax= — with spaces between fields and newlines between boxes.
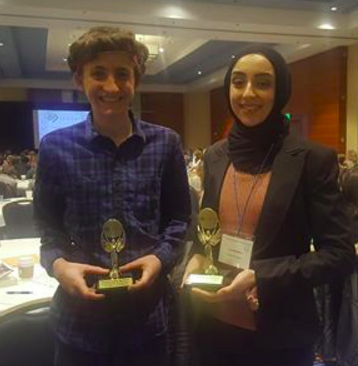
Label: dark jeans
xmin=54 ymin=334 xmax=169 ymax=366
xmin=195 ymin=317 xmax=314 ymax=366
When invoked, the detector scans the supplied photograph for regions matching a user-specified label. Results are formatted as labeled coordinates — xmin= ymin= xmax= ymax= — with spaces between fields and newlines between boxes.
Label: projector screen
xmin=33 ymin=109 xmax=89 ymax=147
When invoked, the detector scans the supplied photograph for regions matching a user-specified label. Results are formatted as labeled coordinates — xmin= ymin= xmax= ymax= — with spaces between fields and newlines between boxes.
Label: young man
xmin=34 ymin=27 xmax=191 ymax=366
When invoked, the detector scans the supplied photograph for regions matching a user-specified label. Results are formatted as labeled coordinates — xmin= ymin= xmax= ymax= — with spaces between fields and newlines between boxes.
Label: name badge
xmin=218 ymin=234 xmax=253 ymax=269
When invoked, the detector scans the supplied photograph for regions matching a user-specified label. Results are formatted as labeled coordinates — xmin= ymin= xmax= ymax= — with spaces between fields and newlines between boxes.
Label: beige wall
xmin=0 ymin=88 xmax=27 ymax=101
xmin=346 ymin=44 xmax=358 ymax=153
xmin=183 ymin=92 xmax=211 ymax=150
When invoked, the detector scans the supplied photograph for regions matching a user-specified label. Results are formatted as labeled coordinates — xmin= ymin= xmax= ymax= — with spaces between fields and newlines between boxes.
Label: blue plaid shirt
xmin=34 ymin=113 xmax=190 ymax=353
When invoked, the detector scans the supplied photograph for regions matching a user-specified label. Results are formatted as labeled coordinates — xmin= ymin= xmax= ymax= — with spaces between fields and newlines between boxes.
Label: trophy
xmin=185 ymin=208 xmax=224 ymax=291
xmin=96 ymin=218 xmax=133 ymax=294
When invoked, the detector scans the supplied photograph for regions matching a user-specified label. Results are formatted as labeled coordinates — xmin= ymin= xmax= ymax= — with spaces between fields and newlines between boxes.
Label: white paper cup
xmin=25 ymin=190 xmax=33 ymax=199
xmin=18 ymin=256 xmax=34 ymax=279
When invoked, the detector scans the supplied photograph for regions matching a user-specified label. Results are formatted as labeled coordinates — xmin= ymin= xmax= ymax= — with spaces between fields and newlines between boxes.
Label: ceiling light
xmin=0 ymin=42 xmax=4 ymax=47
xmin=159 ymin=5 xmax=192 ymax=20
xmin=318 ymin=23 xmax=335 ymax=30
xmin=330 ymin=7 xmax=337 ymax=12
xmin=198 ymin=71 xmax=202 ymax=75
xmin=135 ymin=34 xmax=165 ymax=61
xmin=63 ymin=58 xmax=67 ymax=62
xmin=231 ymin=55 xmax=236 ymax=59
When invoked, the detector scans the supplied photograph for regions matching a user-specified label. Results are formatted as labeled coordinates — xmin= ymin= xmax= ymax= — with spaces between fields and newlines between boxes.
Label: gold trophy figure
xmin=186 ymin=208 xmax=224 ymax=291
xmin=96 ymin=218 xmax=133 ymax=294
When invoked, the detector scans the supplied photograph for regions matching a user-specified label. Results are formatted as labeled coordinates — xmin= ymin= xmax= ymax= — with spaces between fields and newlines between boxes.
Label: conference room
xmin=0 ymin=0 xmax=358 ymax=365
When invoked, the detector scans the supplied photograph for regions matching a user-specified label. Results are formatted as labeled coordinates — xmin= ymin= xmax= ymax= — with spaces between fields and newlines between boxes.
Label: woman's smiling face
xmin=230 ymin=53 xmax=275 ymax=127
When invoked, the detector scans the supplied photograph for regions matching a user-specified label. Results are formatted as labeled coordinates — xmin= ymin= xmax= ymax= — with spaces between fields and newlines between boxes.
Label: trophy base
xmin=96 ymin=276 xmax=133 ymax=294
xmin=185 ymin=273 xmax=224 ymax=292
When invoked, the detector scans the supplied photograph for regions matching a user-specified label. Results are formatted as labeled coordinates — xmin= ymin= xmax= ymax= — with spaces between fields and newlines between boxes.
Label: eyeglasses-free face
xmin=230 ymin=53 xmax=275 ymax=127
xmin=75 ymin=51 xmax=136 ymax=124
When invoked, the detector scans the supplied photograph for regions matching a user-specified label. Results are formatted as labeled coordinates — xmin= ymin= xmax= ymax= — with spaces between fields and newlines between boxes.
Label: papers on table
xmin=0 ymin=260 xmax=13 ymax=279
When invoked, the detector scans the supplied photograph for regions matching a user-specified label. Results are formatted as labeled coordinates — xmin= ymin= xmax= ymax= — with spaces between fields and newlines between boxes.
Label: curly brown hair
xmin=67 ymin=26 xmax=149 ymax=85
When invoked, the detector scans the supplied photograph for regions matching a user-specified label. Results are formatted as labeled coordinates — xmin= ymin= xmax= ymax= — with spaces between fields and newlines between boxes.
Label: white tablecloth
xmin=0 ymin=238 xmax=57 ymax=317
xmin=16 ymin=179 xmax=32 ymax=191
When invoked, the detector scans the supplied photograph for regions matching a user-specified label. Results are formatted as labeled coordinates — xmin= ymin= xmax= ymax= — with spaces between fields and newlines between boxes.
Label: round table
xmin=0 ymin=238 xmax=57 ymax=318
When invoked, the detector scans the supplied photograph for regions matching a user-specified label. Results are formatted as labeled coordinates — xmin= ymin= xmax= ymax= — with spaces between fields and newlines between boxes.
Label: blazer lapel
xmin=211 ymin=157 xmax=230 ymax=210
xmin=204 ymin=141 xmax=230 ymax=210
xmin=254 ymin=135 xmax=306 ymax=249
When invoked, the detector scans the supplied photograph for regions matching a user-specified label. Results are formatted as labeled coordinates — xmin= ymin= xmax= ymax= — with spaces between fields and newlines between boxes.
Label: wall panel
xmin=286 ymin=46 xmax=347 ymax=152
xmin=140 ymin=92 xmax=184 ymax=139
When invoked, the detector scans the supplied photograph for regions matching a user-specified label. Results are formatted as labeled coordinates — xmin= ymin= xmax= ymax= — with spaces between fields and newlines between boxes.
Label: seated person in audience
xmin=15 ymin=154 xmax=31 ymax=177
xmin=0 ymin=179 xmax=16 ymax=198
xmin=188 ymin=166 xmax=203 ymax=196
xmin=341 ymin=168 xmax=358 ymax=243
xmin=26 ymin=153 xmax=37 ymax=180
xmin=188 ymin=149 xmax=203 ymax=170
xmin=183 ymin=45 xmax=354 ymax=366
xmin=344 ymin=149 xmax=358 ymax=169
xmin=188 ymin=149 xmax=204 ymax=201
xmin=1 ymin=156 xmax=18 ymax=179
xmin=0 ymin=173 xmax=17 ymax=195
xmin=34 ymin=26 xmax=190 ymax=366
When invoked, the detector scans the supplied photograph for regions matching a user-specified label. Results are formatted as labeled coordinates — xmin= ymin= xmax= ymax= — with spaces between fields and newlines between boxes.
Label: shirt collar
xmin=84 ymin=111 xmax=146 ymax=145
xmin=84 ymin=112 xmax=99 ymax=142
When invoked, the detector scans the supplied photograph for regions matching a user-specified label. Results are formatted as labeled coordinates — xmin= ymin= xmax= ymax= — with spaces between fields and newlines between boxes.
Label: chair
xmin=0 ymin=303 xmax=54 ymax=366
xmin=2 ymin=199 xmax=38 ymax=239
xmin=0 ymin=181 xmax=15 ymax=199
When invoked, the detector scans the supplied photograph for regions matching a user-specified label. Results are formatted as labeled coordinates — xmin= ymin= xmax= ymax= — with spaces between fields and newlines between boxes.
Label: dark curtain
xmin=0 ymin=102 xmax=34 ymax=152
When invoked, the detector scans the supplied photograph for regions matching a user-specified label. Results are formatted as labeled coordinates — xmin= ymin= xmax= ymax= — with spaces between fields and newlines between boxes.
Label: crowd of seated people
xmin=0 ymin=150 xmax=37 ymax=198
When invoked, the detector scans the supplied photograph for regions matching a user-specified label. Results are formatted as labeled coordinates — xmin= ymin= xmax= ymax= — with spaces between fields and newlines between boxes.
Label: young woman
xmin=184 ymin=45 xmax=354 ymax=366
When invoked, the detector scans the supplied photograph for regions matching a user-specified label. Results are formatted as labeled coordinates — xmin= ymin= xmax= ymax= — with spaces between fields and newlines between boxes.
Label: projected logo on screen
xmin=33 ymin=109 xmax=89 ymax=147
xmin=43 ymin=112 xmax=59 ymax=124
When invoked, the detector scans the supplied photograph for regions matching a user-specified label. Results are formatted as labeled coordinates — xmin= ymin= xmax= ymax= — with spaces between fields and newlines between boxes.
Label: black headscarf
xmin=226 ymin=45 xmax=291 ymax=174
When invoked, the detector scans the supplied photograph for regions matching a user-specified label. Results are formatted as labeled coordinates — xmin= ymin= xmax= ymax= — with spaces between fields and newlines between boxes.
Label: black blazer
xmin=197 ymin=133 xmax=355 ymax=349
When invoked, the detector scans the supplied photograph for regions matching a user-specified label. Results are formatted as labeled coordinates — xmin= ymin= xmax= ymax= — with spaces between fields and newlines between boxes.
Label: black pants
xmin=54 ymin=335 xmax=169 ymax=366
xmin=195 ymin=317 xmax=314 ymax=366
